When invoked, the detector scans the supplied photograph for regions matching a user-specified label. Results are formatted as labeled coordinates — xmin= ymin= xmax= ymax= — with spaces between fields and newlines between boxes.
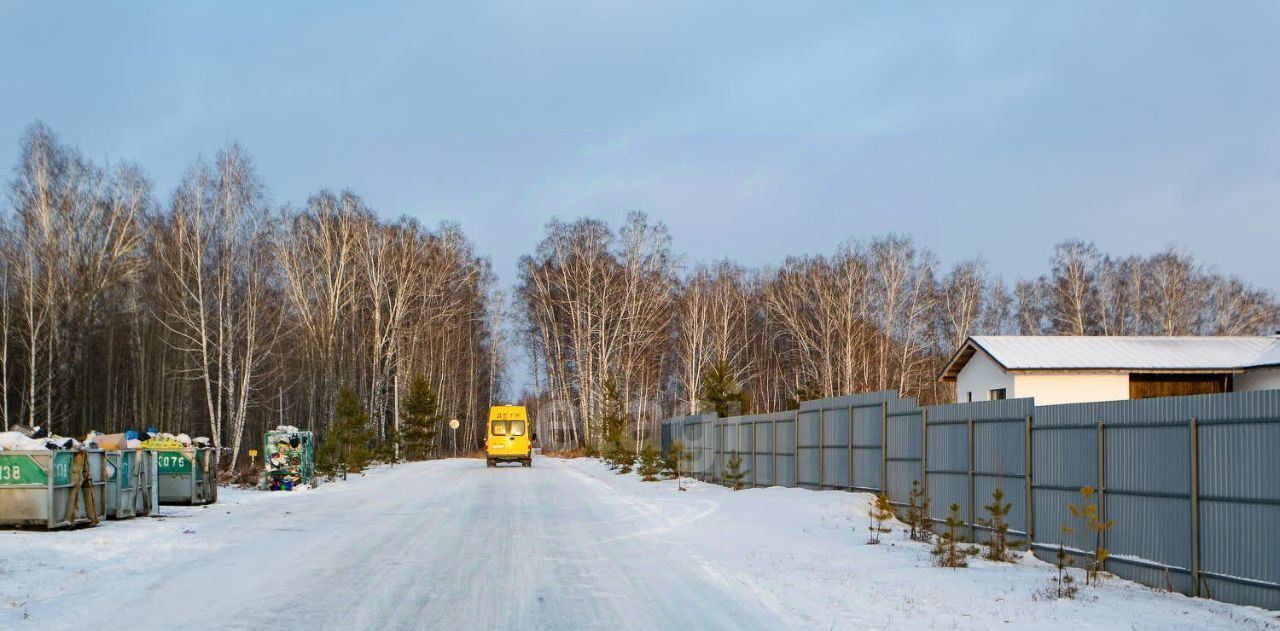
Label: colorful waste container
xmin=263 ymin=428 xmax=315 ymax=490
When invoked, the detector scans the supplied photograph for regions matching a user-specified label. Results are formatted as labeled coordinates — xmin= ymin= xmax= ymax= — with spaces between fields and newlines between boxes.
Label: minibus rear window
xmin=490 ymin=421 xmax=507 ymax=436
xmin=508 ymin=421 xmax=526 ymax=436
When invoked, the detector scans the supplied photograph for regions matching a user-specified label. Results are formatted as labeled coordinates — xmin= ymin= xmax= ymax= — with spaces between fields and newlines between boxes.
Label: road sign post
xmin=449 ymin=419 xmax=460 ymax=459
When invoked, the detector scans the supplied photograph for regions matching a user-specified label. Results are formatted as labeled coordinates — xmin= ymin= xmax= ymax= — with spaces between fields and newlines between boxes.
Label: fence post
xmin=793 ymin=410 xmax=800 ymax=487
xmin=1190 ymin=416 xmax=1201 ymax=597
xmin=1097 ymin=419 xmax=1106 ymax=574
xmin=702 ymin=419 xmax=708 ymax=482
xmin=967 ymin=416 xmax=975 ymax=542
xmin=718 ymin=423 xmax=725 ymax=485
xmin=818 ymin=407 xmax=826 ymax=489
xmin=847 ymin=404 xmax=854 ymax=491
xmin=920 ymin=408 xmax=928 ymax=500
xmin=712 ymin=421 xmax=717 ymax=484
xmin=1024 ymin=414 xmax=1034 ymax=543
xmin=772 ymin=419 xmax=778 ymax=487
xmin=881 ymin=401 xmax=889 ymax=494
xmin=750 ymin=421 xmax=757 ymax=488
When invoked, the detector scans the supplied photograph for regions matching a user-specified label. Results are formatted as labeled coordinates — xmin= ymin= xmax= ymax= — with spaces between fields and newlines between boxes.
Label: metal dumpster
xmin=103 ymin=449 xmax=157 ymax=519
xmin=0 ymin=449 xmax=107 ymax=528
xmin=153 ymin=447 xmax=217 ymax=505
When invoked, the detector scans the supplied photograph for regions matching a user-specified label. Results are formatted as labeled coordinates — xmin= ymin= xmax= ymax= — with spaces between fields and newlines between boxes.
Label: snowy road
xmin=4 ymin=457 xmax=1279 ymax=630
xmin=228 ymin=457 xmax=782 ymax=630
xmin=2 ymin=458 xmax=780 ymax=631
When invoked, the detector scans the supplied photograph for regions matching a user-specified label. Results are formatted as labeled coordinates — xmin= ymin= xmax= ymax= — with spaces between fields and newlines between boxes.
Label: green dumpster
xmin=0 ymin=450 xmax=107 ymax=528
xmin=152 ymin=447 xmax=217 ymax=505
xmin=103 ymin=449 xmax=157 ymax=519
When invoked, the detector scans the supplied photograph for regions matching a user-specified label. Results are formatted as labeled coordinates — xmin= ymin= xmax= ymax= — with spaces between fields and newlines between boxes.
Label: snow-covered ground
xmin=1 ymin=457 xmax=1276 ymax=630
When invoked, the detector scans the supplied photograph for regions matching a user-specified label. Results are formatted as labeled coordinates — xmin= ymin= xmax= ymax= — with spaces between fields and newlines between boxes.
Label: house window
xmin=989 ymin=388 xmax=1007 ymax=401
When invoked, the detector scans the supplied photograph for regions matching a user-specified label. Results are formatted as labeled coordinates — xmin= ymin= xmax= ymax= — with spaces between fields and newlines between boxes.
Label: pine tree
xmin=1065 ymin=485 xmax=1114 ymax=585
xmin=979 ymin=487 xmax=1013 ymax=562
xmin=399 ymin=375 xmax=442 ymax=462
xmin=931 ymin=503 xmax=968 ymax=568
xmin=664 ymin=439 xmax=691 ymax=491
xmin=721 ymin=452 xmax=747 ymax=490
xmin=700 ymin=360 xmax=749 ymax=417
xmin=615 ymin=447 xmax=635 ymax=474
xmin=906 ymin=479 xmax=932 ymax=542
xmin=600 ymin=378 xmax=628 ymax=448
xmin=1047 ymin=542 xmax=1078 ymax=599
xmin=599 ymin=377 xmax=634 ymax=470
xmin=376 ymin=423 xmax=400 ymax=465
xmin=637 ymin=445 xmax=661 ymax=481
xmin=661 ymin=440 xmax=680 ymax=479
xmin=787 ymin=380 xmax=822 ymax=410
xmin=317 ymin=386 xmax=374 ymax=475
xmin=868 ymin=493 xmax=894 ymax=544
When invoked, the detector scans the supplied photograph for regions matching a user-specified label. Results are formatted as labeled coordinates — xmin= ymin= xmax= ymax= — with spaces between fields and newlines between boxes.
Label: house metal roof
xmin=939 ymin=335 xmax=1280 ymax=382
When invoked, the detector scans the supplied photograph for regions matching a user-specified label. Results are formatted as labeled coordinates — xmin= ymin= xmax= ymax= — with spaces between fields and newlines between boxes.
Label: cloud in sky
xmin=1 ymin=0 xmax=1277 ymax=301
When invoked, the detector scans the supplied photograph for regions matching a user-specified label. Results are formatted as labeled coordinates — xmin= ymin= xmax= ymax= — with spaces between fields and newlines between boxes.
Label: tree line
xmin=5 ymin=121 xmax=1276 ymax=459
xmin=1 ymin=122 xmax=502 ymax=465
xmin=515 ymin=216 xmax=1279 ymax=449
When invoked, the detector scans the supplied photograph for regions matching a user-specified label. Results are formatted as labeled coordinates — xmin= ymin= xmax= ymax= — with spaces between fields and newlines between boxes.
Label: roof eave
xmin=1006 ymin=368 xmax=1246 ymax=375
xmin=938 ymin=338 xmax=1009 ymax=383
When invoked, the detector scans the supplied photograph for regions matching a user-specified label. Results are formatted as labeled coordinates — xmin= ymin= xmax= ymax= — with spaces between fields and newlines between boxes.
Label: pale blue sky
xmin=2 ymin=1 xmax=1278 ymax=297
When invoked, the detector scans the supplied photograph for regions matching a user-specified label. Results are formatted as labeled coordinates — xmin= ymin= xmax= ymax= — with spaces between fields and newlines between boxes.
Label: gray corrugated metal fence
xmin=924 ymin=398 xmax=1033 ymax=543
xmin=660 ymin=389 xmax=1280 ymax=611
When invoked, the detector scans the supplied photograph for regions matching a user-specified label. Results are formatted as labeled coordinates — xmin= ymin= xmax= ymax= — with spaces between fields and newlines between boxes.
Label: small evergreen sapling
xmin=664 ymin=439 xmax=691 ymax=491
xmin=637 ymin=445 xmax=661 ymax=481
xmin=979 ymin=487 xmax=1014 ymax=562
xmin=931 ymin=503 xmax=968 ymax=568
xmin=602 ymin=445 xmax=620 ymax=470
xmin=867 ymin=493 xmax=894 ymax=544
xmin=906 ymin=479 xmax=932 ymax=542
xmin=1065 ymin=485 xmax=1113 ymax=585
xmin=661 ymin=440 xmax=680 ymax=478
xmin=722 ymin=453 xmax=747 ymax=490
xmin=1050 ymin=543 xmax=1078 ymax=599
xmin=615 ymin=447 xmax=635 ymax=474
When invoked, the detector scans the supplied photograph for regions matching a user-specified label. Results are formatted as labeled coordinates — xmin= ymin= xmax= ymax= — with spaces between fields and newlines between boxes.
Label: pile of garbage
xmin=0 ymin=425 xmax=82 ymax=451
xmin=89 ymin=429 xmax=212 ymax=450
xmin=0 ymin=425 xmax=212 ymax=452
xmin=85 ymin=431 xmax=143 ymax=450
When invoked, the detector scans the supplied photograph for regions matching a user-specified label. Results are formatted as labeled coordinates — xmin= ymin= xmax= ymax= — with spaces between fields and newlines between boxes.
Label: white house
xmin=940 ymin=335 xmax=1280 ymax=405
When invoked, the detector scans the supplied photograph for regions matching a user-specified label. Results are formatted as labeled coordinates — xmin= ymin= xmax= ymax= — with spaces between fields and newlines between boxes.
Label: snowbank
xmin=562 ymin=458 xmax=1279 ymax=630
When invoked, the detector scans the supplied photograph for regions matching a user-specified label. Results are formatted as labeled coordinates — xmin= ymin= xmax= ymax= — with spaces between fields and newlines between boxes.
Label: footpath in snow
xmin=1 ymin=456 xmax=1276 ymax=630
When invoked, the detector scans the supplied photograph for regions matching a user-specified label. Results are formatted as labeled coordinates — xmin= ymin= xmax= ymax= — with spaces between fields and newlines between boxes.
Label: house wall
xmin=1012 ymin=373 xmax=1130 ymax=405
xmin=1237 ymin=368 xmax=1280 ymax=392
xmin=953 ymin=349 xmax=1014 ymax=403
